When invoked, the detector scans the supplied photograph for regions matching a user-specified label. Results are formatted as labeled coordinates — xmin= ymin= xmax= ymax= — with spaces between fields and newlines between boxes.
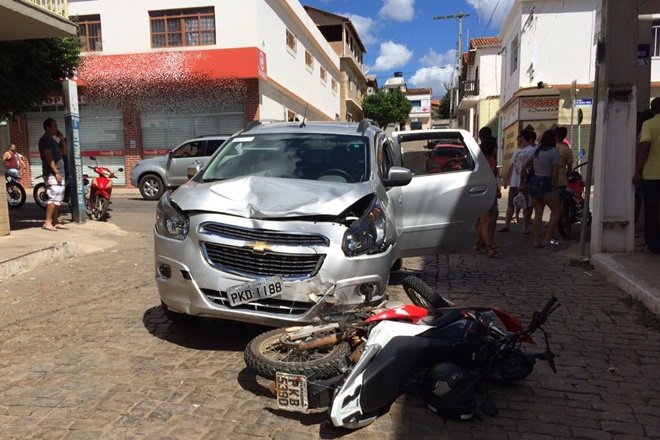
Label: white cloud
xmin=466 ymin=0 xmax=515 ymax=32
xmin=341 ymin=14 xmax=377 ymax=45
xmin=408 ymin=66 xmax=455 ymax=98
xmin=420 ymin=48 xmax=456 ymax=68
xmin=379 ymin=0 xmax=415 ymax=23
xmin=371 ymin=41 xmax=413 ymax=72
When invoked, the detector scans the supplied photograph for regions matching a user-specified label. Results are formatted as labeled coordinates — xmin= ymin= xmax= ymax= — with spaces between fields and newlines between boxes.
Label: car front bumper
xmin=154 ymin=213 xmax=393 ymax=327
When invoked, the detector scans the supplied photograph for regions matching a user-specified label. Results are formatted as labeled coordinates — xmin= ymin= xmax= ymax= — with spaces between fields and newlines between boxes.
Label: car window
xmin=205 ymin=139 xmax=226 ymax=156
xmin=376 ymin=137 xmax=394 ymax=179
xmin=399 ymin=136 xmax=473 ymax=175
xmin=201 ymin=133 xmax=370 ymax=183
xmin=172 ymin=141 xmax=202 ymax=158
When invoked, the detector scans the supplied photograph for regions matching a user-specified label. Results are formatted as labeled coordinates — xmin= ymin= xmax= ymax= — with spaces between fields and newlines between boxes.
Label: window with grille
xmin=286 ymin=28 xmax=297 ymax=53
xmin=149 ymin=7 xmax=215 ymax=48
xmin=78 ymin=15 xmax=103 ymax=52
xmin=320 ymin=66 xmax=327 ymax=83
xmin=305 ymin=50 xmax=314 ymax=70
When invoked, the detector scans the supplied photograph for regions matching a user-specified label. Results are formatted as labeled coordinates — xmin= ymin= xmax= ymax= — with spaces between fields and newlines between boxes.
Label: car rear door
xmin=391 ymin=130 xmax=496 ymax=257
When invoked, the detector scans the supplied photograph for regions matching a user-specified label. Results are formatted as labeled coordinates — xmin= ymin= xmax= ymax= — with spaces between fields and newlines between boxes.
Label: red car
xmin=426 ymin=143 xmax=468 ymax=173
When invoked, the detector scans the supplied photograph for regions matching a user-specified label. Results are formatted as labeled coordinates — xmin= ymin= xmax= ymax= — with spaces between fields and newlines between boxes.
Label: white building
xmin=497 ymin=0 xmax=600 ymax=173
xmin=10 ymin=0 xmax=342 ymax=186
xmin=383 ymin=72 xmax=432 ymax=131
xmin=457 ymin=37 xmax=503 ymax=140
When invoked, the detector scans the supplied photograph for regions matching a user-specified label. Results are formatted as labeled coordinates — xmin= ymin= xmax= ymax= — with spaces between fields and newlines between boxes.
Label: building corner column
xmin=591 ymin=0 xmax=638 ymax=254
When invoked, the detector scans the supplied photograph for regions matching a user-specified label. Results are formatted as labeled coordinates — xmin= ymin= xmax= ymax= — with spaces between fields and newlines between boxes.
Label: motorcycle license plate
xmin=275 ymin=372 xmax=308 ymax=412
xmin=226 ymin=275 xmax=284 ymax=307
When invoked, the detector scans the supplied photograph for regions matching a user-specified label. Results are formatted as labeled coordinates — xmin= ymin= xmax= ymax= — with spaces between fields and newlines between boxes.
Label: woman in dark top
xmin=520 ymin=129 xmax=561 ymax=248
xmin=473 ymin=135 xmax=501 ymax=258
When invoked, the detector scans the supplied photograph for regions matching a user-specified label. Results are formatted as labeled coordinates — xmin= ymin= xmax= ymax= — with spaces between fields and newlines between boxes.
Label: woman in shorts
xmin=520 ymin=129 xmax=561 ymax=248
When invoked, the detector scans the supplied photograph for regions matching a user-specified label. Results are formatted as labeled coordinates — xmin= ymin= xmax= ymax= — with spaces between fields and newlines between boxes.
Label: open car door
xmin=391 ymin=130 xmax=496 ymax=257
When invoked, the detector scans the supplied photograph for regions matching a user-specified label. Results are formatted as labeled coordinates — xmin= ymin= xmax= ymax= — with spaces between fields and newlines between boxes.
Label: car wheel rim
xmin=144 ymin=180 xmax=159 ymax=197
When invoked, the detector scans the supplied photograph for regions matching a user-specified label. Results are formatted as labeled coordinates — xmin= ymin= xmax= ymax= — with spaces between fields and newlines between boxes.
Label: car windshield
xmin=201 ymin=133 xmax=370 ymax=183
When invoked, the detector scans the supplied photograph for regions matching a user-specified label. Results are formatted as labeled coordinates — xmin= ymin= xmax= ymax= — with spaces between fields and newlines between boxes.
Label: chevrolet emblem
xmin=246 ymin=240 xmax=271 ymax=253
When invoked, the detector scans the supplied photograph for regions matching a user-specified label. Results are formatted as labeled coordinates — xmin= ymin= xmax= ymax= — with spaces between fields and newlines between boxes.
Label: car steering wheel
xmin=319 ymin=169 xmax=354 ymax=183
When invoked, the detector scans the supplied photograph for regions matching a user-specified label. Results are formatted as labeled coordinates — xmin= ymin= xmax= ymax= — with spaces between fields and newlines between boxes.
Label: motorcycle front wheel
xmin=244 ymin=328 xmax=351 ymax=380
xmin=89 ymin=195 xmax=109 ymax=221
xmin=402 ymin=275 xmax=451 ymax=309
xmin=6 ymin=182 xmax=26 ymax=209
xmin=33 ymin=183 xmax=48 ymax=209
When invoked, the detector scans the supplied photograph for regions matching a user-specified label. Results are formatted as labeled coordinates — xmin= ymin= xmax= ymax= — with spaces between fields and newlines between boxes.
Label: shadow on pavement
xmin=142 ymin=305 xmax=270 ymax=351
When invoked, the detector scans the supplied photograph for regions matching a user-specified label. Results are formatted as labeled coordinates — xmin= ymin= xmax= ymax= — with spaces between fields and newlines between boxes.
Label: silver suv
xmin=130 ymin=135 xmax=229 ymax=200
xmin=154 ymin=120 xmax=495 ymax=327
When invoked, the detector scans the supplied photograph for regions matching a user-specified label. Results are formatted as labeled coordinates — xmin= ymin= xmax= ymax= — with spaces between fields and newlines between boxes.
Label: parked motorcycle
xmin=558 ymin=162 xmax=591 ymax=239
xmin=244 ymin=276 xmax=452 ymax=380
xmin=5 ymin=170 xmax=26 ymax=209
xmin=263 ymin=292 xmax=559 ymax=427
xmin=33 ymin=174 xmax=72 ymax=210
xmin=85 ymin=156 xmax=123 ymax=221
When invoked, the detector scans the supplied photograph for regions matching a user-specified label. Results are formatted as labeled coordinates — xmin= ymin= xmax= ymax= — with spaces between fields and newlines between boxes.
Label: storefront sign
xmin=519 ymin=97 xmax=559 ymax=120
xmin=500 ymin=100 xmax=519 ymax=129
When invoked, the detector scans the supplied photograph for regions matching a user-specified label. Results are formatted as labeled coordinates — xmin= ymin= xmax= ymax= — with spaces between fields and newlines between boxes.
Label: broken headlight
xmin=342 ymin=197 xmax=386 ymax=256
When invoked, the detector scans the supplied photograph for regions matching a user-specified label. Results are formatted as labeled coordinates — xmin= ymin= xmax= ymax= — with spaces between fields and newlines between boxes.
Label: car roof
xmin=239 ymin=119 xmax=381 ymax=137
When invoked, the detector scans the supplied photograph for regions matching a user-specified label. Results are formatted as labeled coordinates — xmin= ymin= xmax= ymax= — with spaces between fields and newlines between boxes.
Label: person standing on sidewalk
xmin=555 ymin=127 xmax=574 ymax=198
xmin=38 ymin=117 xmax=69 ymax=232
xmin=500 ymin=130 xmax=535 ymax=234
xmin=634 ymin=98 xmax=660 ymax=254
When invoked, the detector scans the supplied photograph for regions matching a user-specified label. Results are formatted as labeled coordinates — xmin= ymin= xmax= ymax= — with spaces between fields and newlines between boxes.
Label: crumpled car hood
xmin=171 ymin=176 xmax=375 ymax=218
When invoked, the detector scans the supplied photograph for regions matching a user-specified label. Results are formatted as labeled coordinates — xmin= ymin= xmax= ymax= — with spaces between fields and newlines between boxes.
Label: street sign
xmin=575 ymin=99 xmax=592 ymax=107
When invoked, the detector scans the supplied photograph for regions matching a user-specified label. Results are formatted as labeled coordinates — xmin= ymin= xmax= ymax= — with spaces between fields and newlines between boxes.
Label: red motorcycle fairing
xmin=365 ymin=304 xmax=429 ymax=324
xmin=491 ymin=307 xmax=534 ymax=344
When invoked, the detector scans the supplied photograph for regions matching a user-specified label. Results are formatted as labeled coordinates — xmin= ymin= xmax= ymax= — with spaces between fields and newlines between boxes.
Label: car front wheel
xmin=139 ymin=174 xmax=165 ymax=200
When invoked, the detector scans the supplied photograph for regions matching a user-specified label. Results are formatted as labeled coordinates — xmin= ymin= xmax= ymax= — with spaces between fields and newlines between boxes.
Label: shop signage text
xmin=519 ymin=97 xmax=559 ymax=120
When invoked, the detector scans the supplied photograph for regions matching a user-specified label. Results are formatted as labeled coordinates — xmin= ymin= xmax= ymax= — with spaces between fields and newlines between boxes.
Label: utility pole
xmin=434 ymin=12 xmax=470 ymax=127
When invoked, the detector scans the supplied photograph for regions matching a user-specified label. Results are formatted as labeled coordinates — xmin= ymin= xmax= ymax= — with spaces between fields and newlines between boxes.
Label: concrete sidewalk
xmin=1 ymin=187 xmax=658 ymax=314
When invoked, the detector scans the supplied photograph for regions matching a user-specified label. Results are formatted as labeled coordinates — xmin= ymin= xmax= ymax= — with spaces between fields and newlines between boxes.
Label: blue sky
xmin=303 ymin=0 xmax=515 ymax=98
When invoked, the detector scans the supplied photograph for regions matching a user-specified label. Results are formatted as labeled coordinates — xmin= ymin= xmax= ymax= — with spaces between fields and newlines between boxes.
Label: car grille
xmin=199 ymin=222 xmax=328 ymax=246
xmin=202 ymin=242 xmax=324 ymax=279
xmin=201 ymin=288 xmax=312 ymax=315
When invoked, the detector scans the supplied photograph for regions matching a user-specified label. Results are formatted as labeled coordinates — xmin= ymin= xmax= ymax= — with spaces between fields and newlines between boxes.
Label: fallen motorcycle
xmin=5 ymin=170 xmax=26 ymax=209
xmin=262 ymin=293 xmax=559 ymax=427
xmin=244 ymin=276 xmax=452 ymax=380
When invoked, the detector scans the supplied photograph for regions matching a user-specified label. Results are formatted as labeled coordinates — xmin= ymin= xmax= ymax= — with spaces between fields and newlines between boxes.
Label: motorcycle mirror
xmin=89 ymin=156 xmax=96 ymax=161
xmin=118 ymin=168 xmax=124 ymax=172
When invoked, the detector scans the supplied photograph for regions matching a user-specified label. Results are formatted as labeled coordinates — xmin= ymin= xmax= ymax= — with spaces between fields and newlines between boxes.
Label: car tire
xmin=244 ymin=328 xmax=351 ymax=380
xmin=139 ymin=174 xmax=165 ymax=201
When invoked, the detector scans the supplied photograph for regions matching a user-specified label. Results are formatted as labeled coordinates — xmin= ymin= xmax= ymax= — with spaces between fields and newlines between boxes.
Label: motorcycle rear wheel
xmin=402 ymin=276 xmax=451 ymax=309
xmin=6 ymin=182 xmax=26 ymax=209
xmin=89 ymin=195 xmax=109 ymax=221
xmin=558 ymin=213 xmax=572 ymax=239
xmin=33 ymin=183 xmax=48 ymax=209
xmin=244 ymin=328 xmax=351 ymax=380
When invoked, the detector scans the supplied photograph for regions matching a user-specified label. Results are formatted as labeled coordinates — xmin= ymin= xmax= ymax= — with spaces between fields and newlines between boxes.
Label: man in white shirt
xmin=500 ymin=130 xmax=536 ymax=234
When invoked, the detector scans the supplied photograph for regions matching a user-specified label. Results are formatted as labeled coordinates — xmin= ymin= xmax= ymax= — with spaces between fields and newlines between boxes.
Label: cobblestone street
xmin=0 ymin=203 xmax=658 ymax=439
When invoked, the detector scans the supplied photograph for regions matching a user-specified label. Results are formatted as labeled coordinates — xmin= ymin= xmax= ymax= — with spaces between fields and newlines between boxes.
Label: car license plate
xmin=275 ymin=372 xmax=308 ymax=412
xmin=226 ymin=275 xmax=284 ymax=307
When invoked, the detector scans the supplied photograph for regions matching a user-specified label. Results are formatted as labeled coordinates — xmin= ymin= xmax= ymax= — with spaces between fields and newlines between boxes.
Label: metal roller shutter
xmin=26 ymin=107 xmax=125 ymax=186
xmin=141 ymin=112 xmax=244 ymax=157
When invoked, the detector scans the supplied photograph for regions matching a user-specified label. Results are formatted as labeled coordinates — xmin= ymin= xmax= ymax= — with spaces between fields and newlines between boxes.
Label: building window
xmin=150 ymin=7 xmax=215 ymax=48
xmin=305 ymin=50 xmax=314 ymax=70
xmin=331 ymin=78 xmax=338 ymax=93
xmin=510 ymin=35 xmax=519 ymax=75
xmin=286 ymin=28 xmax=297 ymax=54
xmin=320 ymin=66 xmax=327 ymax=83
xmin=78 ymin=15 xmax=103 ymax=52
xmin=654 ymin=20 xmax=660 ymax=57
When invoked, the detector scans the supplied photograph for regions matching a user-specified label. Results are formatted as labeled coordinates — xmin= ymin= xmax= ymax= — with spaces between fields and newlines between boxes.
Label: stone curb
xmin=0 ymin=242 xmax=69 ymax=281
xmin=591 ymin=252 xmax=660 ymax=315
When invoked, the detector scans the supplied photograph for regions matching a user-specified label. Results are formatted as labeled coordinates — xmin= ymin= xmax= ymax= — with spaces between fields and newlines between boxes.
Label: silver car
xmin=129 ymin=135 xmax=229 ymax=200
xmin=154 ymin=121 xmax=495 ymax=327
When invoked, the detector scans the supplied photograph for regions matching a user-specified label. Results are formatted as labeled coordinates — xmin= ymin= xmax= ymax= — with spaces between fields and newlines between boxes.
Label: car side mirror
xmin=187 ymin=164 xmax=201 ymax=180
xmin=382 ymin=166 xmax=412 ymax=187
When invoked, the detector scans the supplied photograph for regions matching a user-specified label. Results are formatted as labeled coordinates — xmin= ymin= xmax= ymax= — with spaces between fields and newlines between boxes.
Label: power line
xmin=482 ymin=0 xmax=502 ymax=37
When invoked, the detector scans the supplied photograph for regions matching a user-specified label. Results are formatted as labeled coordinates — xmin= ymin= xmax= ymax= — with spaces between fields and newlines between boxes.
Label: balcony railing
xmin=459 ymin=80 xmax=479 ymax=102
xmin=25 ymin=0 xmax=68 ymax=17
